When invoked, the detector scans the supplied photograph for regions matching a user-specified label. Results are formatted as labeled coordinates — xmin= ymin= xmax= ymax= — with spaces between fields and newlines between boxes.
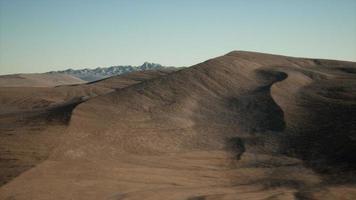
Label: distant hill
xmin=48 ymin=62 xmax=173 ymax=82
xmin=0 ymin=73 xmax=86 ymax=87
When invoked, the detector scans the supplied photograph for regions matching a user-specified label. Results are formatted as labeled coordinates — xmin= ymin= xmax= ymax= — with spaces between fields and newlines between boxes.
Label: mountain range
xmin=47 ymin=62 xmax=172 ymax=82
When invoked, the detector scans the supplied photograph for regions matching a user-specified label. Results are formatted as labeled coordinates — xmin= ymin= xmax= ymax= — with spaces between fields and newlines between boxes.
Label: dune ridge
xmin=0 ymin=73 xmax=86 ymax=87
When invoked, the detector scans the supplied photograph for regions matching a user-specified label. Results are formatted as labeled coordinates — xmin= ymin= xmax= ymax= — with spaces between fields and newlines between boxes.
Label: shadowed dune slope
xmin=1 ymin=52 xmax=356 ymax=200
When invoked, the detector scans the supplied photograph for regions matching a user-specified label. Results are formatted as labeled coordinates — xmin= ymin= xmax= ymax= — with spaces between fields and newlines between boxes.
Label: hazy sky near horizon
xmin=0 ymin=0 xmax=356 ymax=75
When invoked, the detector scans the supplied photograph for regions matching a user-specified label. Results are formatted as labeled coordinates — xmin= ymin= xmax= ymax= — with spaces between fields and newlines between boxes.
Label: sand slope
xmin=0 ymin=52 xmax=355 ymax=199
xmin=0 ymin=69 xmax=175 ymax=186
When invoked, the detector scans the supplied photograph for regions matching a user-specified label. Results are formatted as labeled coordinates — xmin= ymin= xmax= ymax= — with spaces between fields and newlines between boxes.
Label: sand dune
xmin=0 ymin=69 xmax=175 ymax=186
xmin=0 ymin=69 xmax=175 ymax=114
xmin=0 ymin=73 xmax=86 ymax=87
xmin=0 ymin=52 xmax=355 ymax=199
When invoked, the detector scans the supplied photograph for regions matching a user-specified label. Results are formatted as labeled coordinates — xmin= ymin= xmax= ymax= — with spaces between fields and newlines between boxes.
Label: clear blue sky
xmin=1 ymin=0 xmax=356 ymax=75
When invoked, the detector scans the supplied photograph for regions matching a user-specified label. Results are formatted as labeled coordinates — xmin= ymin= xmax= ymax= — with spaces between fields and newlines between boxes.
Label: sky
xmin=0 ymin=0 xmax=356 ymax=75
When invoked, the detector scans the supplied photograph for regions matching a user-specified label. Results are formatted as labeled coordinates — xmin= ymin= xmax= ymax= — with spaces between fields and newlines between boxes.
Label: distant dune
xmin=0 ymin=52 xmax=355 ymax=200
xmin=0 ymin=73 xmax=86 ymax=87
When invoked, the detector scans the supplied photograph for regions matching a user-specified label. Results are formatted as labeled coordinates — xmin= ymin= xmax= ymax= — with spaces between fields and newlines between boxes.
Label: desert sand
xmin=0 ymin=51 xmax=355 ymax=200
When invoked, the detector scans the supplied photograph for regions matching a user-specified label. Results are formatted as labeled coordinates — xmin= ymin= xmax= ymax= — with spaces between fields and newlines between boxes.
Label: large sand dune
xmin=0 ymin=52 xmax=355 ymax=199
